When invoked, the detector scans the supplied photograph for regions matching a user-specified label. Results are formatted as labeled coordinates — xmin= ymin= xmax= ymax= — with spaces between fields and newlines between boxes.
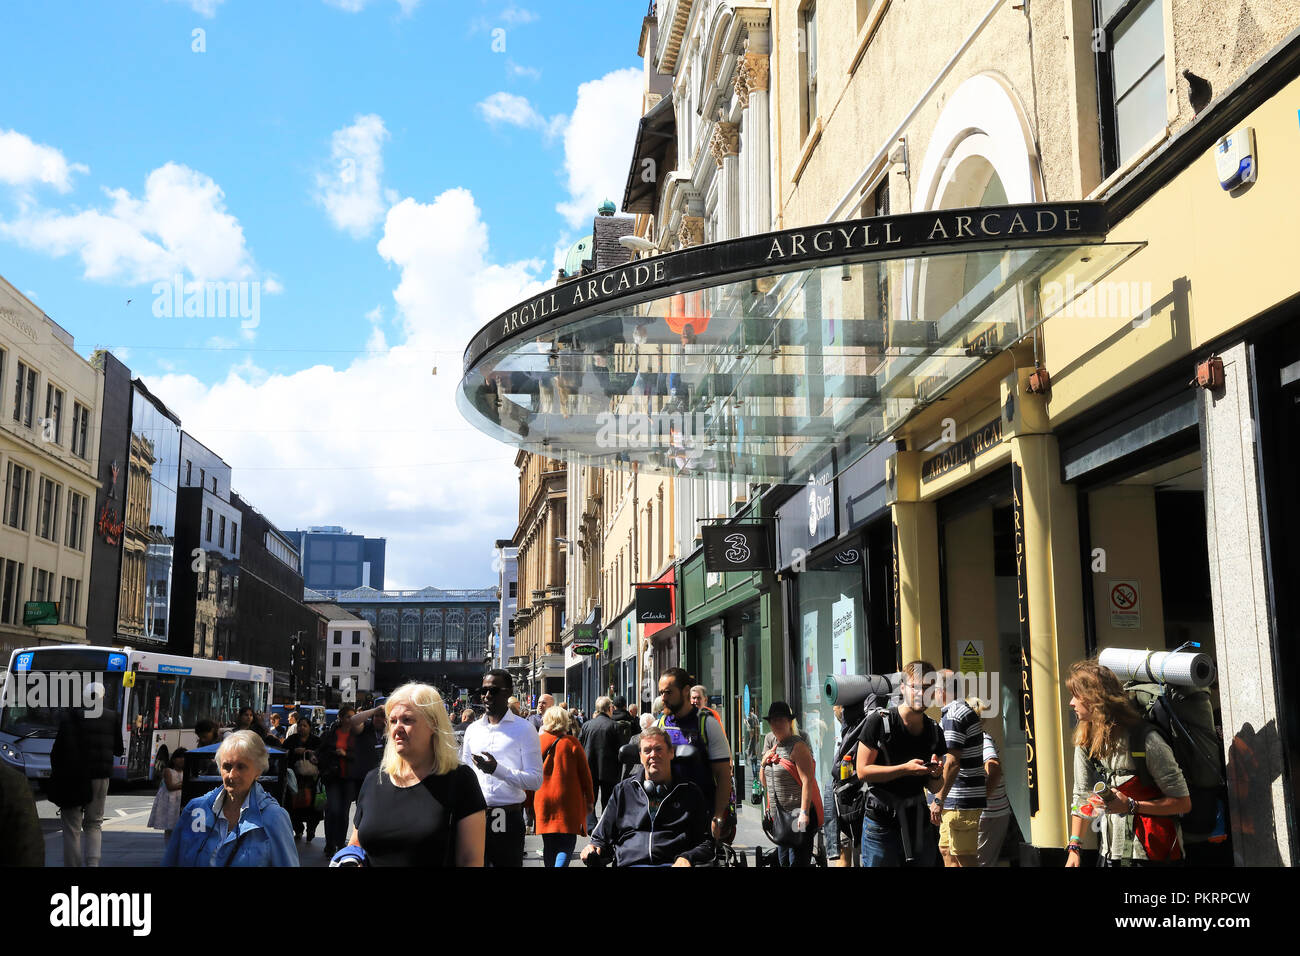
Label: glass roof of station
xmin=458 ymin=203 xmax=1143 ymax=482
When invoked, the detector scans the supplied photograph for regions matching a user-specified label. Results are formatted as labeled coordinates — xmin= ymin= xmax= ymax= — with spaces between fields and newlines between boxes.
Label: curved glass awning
xmin=458 ymin=202 xmax=1143 ymax=482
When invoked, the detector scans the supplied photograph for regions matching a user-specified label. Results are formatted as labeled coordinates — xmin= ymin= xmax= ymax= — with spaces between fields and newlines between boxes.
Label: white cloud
xmin=476 ymin=92 xmax=565 ymax=141
xmin=0 ymin=162 xmax=266 ymax=286
xmin=315 ymin=114 xmax=391 ymax=238
xmin=0 ymin=129 xmax=88 ymax=193
xmin=143 ymin=188 xmax=546 ymax=589
xmin=555 ymin=68 xmax=643 ymax=228
xmin=322 ymin=0 xmax=420 ymax=13
xmin=166 ymin=0 xmax=226 ymax=16
xmin=500 ymin=5 xmax=538 ymax=25
xmin=506 ymin=59 xmax=542 ymax=80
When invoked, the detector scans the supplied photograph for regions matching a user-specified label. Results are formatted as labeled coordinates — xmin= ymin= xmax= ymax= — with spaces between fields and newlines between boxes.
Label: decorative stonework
xmin=742 ymin=53 xmax=769 ymax=93
xmin=709 ymin=122 xmax=740 ymax=167
xmin=677 ymin=216 xmax=706 ymax=248
xmin=734 ymin=64 xmax=751 ymax=108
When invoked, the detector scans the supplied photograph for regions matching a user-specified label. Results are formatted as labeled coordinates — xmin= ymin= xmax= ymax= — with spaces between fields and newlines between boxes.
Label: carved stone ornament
xmin=710 ymin=122 xmax=740 ymax=167
xmin=677 ymin=216 xmax=706 ymax=248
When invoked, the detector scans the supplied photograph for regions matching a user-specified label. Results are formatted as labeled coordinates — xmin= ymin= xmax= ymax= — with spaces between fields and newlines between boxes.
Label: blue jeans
xmin=860 ymin=816 xmax=940 ymax=867
xmin=324 ymin=778 xmax=358 ymax=850
xmin=776 ymin=829 xmax=815 ymax=867
xmin=542 ymin=833 xmax=577 ymax=867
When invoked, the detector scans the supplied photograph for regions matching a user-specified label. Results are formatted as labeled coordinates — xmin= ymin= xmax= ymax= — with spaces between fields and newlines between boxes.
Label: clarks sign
xmin=464 ymin=202 xmax=1109 ymax=372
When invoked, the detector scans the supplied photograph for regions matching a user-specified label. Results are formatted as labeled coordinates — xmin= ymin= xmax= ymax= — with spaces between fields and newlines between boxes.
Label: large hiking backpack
xmin=830 ymin=689 xmax=895 ymax=826
xmin=656 ymin=708 xmax=738 ymax=843
xmin=1123 ymin=681 xmax=1225 ymax=835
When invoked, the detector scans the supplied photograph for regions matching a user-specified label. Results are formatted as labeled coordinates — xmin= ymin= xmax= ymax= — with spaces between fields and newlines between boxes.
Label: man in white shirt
xmin=461 ymin=668 xmax=543 ymax=867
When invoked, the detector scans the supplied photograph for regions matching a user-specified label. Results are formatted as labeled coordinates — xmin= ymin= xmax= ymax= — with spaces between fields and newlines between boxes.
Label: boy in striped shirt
xmin=932 ymin=669 xmax=986 ymax=867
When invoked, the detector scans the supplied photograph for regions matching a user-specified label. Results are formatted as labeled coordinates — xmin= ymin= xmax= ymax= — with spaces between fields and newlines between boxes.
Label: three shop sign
xmin=702 ymin=523 xmax=774 ymax=573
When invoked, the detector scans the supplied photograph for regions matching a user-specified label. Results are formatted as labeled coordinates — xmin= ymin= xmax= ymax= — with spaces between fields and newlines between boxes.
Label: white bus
xmin=0 ymin=645 xmax=273 ymax=783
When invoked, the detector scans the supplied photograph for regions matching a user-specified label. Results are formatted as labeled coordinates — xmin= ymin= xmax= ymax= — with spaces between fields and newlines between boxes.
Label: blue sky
xmin=0 ymin=0 xmax=647 ymax=588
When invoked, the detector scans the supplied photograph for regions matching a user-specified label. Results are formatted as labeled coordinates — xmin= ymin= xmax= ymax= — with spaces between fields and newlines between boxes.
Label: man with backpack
xmin=854 ymin=660 xmax=946 ymax=867
xmin=609 ymin=696 xmax=638 ymax=750
xmin=656 ymin=667 xmax=734 ymax=843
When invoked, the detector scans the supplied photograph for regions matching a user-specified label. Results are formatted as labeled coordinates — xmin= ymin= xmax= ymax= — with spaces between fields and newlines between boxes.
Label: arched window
xmin=466 ymin=610 xmax=488 ymax=663
xmin=445 ymin=608 xmax=465 ymax=661
xmin=401 ymin=610 xmax=420 ymax=661
xmin=423 ymin=609 xmax=443 ymax=661
xmin=378 ymin=609 xmax=399 ymax=661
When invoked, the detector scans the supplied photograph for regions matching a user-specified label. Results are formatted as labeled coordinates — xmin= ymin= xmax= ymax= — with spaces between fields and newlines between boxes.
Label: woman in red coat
xmin=535 ymin=705 xmax=595 ymax=867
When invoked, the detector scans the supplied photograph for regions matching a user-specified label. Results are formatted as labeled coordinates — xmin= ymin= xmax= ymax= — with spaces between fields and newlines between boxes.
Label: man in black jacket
xmin=579 ymin=697 xmax=621 ymax=819
xmin=609 ymin=696 xmax=637 ymax=750
xmin=581 ymin=727 xmax=713 ymax=868
xmin=52 ymin=684 xmax=123 ymax=867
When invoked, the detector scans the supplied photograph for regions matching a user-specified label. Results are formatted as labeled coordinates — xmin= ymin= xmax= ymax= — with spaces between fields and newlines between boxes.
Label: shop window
xmin=792 ymin=560 xmax=867 ymax=782
xmin=1095 ymin=0 xmax=1167 ymax=176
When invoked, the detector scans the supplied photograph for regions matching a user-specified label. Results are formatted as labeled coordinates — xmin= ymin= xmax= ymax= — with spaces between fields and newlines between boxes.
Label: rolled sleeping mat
xmin=1097 ymin=647 xmax=1216 ymax=689
xmin=824 ymin=673 xmax=896 ymax=707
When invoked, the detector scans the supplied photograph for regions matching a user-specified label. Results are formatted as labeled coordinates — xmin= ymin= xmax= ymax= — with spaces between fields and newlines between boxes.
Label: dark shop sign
xmin=921 ymin=417 xmax=1005 ymax=483
xmin=702 ymin=523 xmax=774 ymax=573
xmin=1012 ymin=462 xmax=1039 ymax=816
xmin=635 ymin=584 xmax=673 ymax=625
xmin=464 ymin=202 xmax=1108 ymax=371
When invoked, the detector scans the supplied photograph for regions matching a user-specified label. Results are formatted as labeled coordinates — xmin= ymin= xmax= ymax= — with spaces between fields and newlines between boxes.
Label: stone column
xmin=710 ymin=121 xmax=741 ymax=241
xmin=1004 ymin=369 xmax=1086 ymax=861
xmin=886 ymin=451 xmax=943 ymax=667
xmin=1199 ymin=342 xmax=1293 ymax=866
xmin=736 ymin=50 xmax=771 ymax=235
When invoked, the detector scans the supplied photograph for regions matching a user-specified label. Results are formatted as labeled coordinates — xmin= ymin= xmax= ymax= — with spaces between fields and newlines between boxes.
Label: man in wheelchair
xmin=580 ymin=727 xmax=715 ymax=868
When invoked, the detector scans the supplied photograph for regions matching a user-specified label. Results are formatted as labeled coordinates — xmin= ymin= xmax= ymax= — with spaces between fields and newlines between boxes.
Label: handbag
xmin=763 ymin=789 xmax=807 ymax=849
xmin=294 ymin=758 xmax=318 ymax=779
xmin=313 ymin=778 xmax=328 ymax=812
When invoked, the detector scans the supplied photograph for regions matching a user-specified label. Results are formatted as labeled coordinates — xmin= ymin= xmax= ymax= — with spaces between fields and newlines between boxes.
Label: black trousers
xmin=484 ymin=806 xmax=526 ymax=867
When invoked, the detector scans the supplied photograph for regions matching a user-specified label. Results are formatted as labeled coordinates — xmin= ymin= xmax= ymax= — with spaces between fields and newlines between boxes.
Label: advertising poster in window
xmin=831 ymin=595 xmax=856 ymax=677
xmin=802 ymin=610 xmax=821 ymax=704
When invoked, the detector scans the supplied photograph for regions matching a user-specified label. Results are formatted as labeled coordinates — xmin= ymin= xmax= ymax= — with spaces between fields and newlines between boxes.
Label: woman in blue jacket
xmin=163 ymin=730 xmax=299 ymax=867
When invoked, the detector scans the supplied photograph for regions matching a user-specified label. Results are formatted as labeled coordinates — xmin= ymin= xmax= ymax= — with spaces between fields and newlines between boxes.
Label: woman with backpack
xmin=759 ymin=701 xmax=823 ymax=866
xmin=535 ymin=705 xmax=595 ymax=866
xmin=1065 ymin=660 xmax=1192 ymax=867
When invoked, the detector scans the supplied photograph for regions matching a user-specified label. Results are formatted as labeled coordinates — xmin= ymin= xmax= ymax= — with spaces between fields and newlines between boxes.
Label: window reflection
xmin=117 ymin=392 xmax=179 ymax=643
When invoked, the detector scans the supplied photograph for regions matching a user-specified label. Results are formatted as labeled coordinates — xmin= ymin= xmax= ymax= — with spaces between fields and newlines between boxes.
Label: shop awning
xmin=622 ymin=95 xmax=676 ymax=215
xmin=458 ymin=201 xmax=1144 ymax=482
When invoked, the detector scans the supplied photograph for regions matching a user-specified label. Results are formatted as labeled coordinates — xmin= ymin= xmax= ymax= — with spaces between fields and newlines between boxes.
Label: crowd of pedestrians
xmin=2 ymin=654 xmax=1206 ymax=869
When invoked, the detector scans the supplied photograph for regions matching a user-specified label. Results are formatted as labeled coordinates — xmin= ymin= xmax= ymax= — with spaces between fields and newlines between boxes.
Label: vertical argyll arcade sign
xmin=463 ymin=202 xmax=1109 ymax=372
xmin=1012 ymin=462 xmax=1039 ymax=816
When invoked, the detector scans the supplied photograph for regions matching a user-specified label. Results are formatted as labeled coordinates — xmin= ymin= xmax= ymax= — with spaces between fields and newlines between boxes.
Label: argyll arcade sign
xmin=464 ymin=202 xmax=1109 ymax=372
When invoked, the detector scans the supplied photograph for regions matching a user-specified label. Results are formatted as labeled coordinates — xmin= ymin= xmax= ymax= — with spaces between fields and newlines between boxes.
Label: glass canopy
xmin=459 ymin=207 xmax=1143 ymax=482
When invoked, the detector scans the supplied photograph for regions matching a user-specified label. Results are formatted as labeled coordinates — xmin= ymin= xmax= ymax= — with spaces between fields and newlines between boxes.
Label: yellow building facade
xmin=765 ymin=0 xmax=1300 ymax=864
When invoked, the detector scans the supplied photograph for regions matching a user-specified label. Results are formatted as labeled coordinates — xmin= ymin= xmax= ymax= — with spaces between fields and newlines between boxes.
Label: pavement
xmin=37 ymin=781 xmax=776 ymax=867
